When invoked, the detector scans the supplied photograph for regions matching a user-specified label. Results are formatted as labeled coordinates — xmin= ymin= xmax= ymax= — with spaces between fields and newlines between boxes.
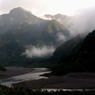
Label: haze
xmin=0 ymin=0 xmax=95 ymax=16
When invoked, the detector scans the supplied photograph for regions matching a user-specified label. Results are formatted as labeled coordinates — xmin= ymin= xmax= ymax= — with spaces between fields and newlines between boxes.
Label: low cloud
xmin=23 ymin=46 xmax=55 ymax=58
xmin=57 ymin=33 xmax=67 ymax=42
xmin=67 ymin=8 xmax=95 ymax=36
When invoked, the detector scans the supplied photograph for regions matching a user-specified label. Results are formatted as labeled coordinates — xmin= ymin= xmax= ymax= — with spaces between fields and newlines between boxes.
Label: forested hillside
xmin=0 ymin=7 xmax=70 ymax=66
xmin=51 ymin=30 xmax=95 ymax=75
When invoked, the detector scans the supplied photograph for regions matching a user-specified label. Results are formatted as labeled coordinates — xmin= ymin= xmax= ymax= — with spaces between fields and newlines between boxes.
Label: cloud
xmin=67 ymin=8 xmax=95 ymax=36
xmin=23 ymin=46 xmax=55 ymax=58
xmin=57 ymin=33 xmax=67 ymax=42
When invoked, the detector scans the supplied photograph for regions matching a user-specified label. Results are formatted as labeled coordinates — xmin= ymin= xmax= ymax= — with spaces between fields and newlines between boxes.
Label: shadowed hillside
xmin=51 ymin=30 xmax=95 ymax=75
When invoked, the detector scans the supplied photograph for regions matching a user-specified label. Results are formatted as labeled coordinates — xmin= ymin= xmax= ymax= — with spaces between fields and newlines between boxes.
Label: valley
xmin=1 ymin=67 xmax=95 ymax=91
xmin=0 ymin=6 xmax=95 ymax=94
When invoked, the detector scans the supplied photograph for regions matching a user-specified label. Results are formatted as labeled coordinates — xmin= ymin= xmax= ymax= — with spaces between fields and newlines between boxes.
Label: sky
xmin=0 ymin=0 xmax=95 ymax=16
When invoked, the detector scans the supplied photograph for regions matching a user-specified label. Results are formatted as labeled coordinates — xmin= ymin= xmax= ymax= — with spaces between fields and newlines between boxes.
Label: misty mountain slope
xmin=0 ymin=7 xmax=70 ymax=65
xmin=51 ymin=29 xmax=95 ymax=75
xmin=0 ymin=7 xmax=70 ymax=46
xmin=0 ymin=19 xmax=70 ymax=46
xmin=51 ymin=35 xmax=84 ymax=63
xmin=0 ymin=7 xmax=45 ymax=35
xmin=44 ymin=14 xmax=69 ymax=25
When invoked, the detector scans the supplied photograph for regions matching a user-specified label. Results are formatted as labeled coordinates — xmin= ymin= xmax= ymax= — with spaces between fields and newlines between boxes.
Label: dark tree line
xmin=0 ymin=85 xmax=95 ymax=95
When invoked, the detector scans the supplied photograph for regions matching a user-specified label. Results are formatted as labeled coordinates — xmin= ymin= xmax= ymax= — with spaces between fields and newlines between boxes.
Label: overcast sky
xmin=0 ymin=0 xmax=95 ymax=16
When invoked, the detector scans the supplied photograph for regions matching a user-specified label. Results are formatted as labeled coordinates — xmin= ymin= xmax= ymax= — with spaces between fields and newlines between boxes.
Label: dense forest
xmin=0 ymin=85 xmax=95 ymax=95
xmin=0 ymin=65 xmax=6 ymax=71
xmin=50 ymin=30 xmax=95 ymax=75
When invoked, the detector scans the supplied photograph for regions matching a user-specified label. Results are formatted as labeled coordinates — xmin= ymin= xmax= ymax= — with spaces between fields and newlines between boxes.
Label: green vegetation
xmin=0 ymin=85 xmax=95 ymax=95
xmin=0 ymin=65 xmax=6 ymax=71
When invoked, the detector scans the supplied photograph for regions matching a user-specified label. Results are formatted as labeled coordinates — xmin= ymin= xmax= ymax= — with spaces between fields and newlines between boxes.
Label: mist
xmin=57 ymin=32 xmax=68 ymax=42
xmin=23 ymin=46 xmax=55 ymax=58
xmin=67 ymin=8 xmax=95 ymax=36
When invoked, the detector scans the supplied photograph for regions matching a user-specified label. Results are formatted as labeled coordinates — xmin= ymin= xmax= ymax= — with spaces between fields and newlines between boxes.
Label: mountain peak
xmin=11 ymin=7 xmax=24 ymax=11
xmin=0 ymin=7 xmax=44 ymax=33
xmin=7 ymin=7 xmax=43 ymax=24
xmin=9 ymin=7 xmax=31 ymax=15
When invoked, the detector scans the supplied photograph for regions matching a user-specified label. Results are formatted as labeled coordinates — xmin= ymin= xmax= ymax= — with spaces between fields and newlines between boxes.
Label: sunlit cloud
xmin=23 ymin=46 xmax=55 ymax=58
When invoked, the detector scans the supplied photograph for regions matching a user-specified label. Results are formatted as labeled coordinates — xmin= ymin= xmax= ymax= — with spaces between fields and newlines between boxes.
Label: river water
xmin=0 ymin=67 xmax=95 ymax=91
xmin=0 ymin=68 xmax=50 ymax=87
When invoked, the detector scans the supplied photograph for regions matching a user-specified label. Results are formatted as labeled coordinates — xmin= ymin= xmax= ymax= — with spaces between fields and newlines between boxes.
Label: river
xmin=0 ymin=67 xmax=95 ymax=91
xmin=0 ymin=68 xmax=50 ymax=87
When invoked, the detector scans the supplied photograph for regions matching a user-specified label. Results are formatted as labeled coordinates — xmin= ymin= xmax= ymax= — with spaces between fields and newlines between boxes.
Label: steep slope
xmin=51 ymin=30 xmax=95 ymax=75
xmin=72 ymin=30 xmax=95 ymax=71
xmin=51 ymin=35 xmax=83 ymax=63
xmin=0 ymin=7 xmax=70 ymax=65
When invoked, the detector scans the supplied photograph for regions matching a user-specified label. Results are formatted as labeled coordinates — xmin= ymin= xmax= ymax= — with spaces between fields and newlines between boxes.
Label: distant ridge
xmin=0 ymin=7 xmax=70 ymax=66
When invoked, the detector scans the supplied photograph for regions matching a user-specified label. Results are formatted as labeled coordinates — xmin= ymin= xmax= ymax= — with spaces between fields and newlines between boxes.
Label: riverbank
xmin=1 ymin=67 xmax=95 ymax=90
xmin=1 ymin=85 xmax=95 ymax=95
xmin=0 ymin=67 xmax=35 ymax=79
xmin=13 ymin=73 xmax=95 ymax=89
xmin=0 ymin=67 xmax=50 ymax=87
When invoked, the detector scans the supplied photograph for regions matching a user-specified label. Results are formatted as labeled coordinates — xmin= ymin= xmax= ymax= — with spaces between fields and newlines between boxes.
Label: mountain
xmin=51 ymin=29 xmax=95 ymax=75
xmin=45 ymin=14 xmax=67 ymax=20
xmin=0 ymin=7 xmax=70 ymax=65
xmin=0 ymin=7 xmax=70 ymax=46
xmin=44 ymin=14 xmax=70 ymax=24
xmin=0 ymin=7 xmax=44 ymax=34
xmin=51 ymin=35 xmax=84 ymax=63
